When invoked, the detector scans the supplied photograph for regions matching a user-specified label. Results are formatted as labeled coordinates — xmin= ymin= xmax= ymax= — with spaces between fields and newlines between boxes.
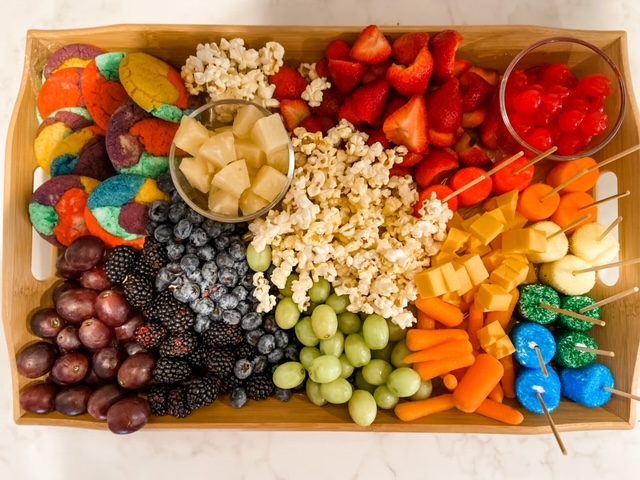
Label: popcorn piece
xmin=301 ymin=77 xmax=331 ymax=107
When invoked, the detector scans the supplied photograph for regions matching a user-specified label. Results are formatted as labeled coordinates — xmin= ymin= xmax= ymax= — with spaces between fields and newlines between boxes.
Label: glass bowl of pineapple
xmin=169 ymin=99 xmax=295 ymax=223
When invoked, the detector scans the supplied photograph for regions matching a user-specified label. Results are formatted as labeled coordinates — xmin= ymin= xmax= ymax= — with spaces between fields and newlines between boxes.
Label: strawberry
xmin=452 ymin=59 xmax=471 ymax=78
xmin=349 ymin=25 xmax=392 ymax=65
xmin=311 ymin=87 xmax=341 ymax=120
xmin=469 ymin=66 xmax=499 ymax=86
xmin=391 ymin=32 xmax=430 ymax=66
xmin=414 ymin=147 xmax=459 ymax=188
xmin=362 ymin=59 xmax=392 ymax=84
xmin=328 ymin=59 xmax=366 ymax=95
xmin=366 ymin=128 xmax=391 ymax=149
xmin=480 ymin=109 xmax=501 ymax=150
xmin=414 ymin=185 xmax=458 ymax=217
xmin=326 ymin=39 xmax=352 ymax=61
xmin=299 ymin=115 xmax=333 ymax=134
xmin=269 ymin=66 xmax=309 ymax=102
xmin=426 ymin=77 xmax=463 ymax=147
xmin=389 ymin=164 xmax=414 ymax=178
xmin=382 ymin=95 xmax=429 ymax=153
xmin=462 ymin=108 xmax=487 ymax=128
xmin=430 ymin=30 xmax=463 ymax=83
xmin=280 ymin=99 xmax=311 ymax=131
xmin=398 ymin=152 xmax=424 ymax=167
xmin=316 ymin=57 xmax=330 ymax=79
xmin=386 ymin=47 xmax=434 ymax=98
xmin=383 ymin=96 xmax=406 ymax=121
xmin=338 ymin=96 xmax=364 ymax=126
xmin=460 ymin=71 xmax=496 ymax=112
xmin=350 ymin=77 xmax=390 ymax=125
xmin=454 ymin=131 xmax=492 ymax=167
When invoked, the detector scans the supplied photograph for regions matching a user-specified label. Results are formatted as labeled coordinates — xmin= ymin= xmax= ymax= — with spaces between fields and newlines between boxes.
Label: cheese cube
xmin=489 ymin=264 xmax=525 ymax=292
xmin=475 ymin=284 xmax=512 ymax=312
xmin=452 ymin=262 xmax=473 ymax=295
xmin=465 ymin=235 xmax=492 ymax=256
xmin=442 ymin=228 xmax=471 ymax=253
xmin=486 ymin=208 xmax=508 ymax=226
xmin=506 ymin=211 xmax=529 ymax=230
xmin=449 ymin=212 xmax=465 ymax=230
xmin=504 ymin=253 xmax=529 ymax=265
xmin=524 ymin=264 xmax=538 ymax=284
xmin=414 ymin=266 xmax=448 ymax=298
xmin=501 ymin=228 xmax=547 ymax=254
xmin=482 ymin=249 xmax=506 ymax=273
xmin=456 ymin=254 xmax=489 ymax=286
xmin=477 ymin=321 xmax=507 ymax=352
xmin=440 ymin=262 xmax=461 ymax=292
xmin=495 ymin=190 xmax=519 ymax=221
xmin=490 ymin=234 xmax=502 ymax=251
xmin=433 ymin=251 xmax=458 ymax=266
xmin=461 ymin=213 xmax=481 ymax=232
xmin=468 ymin=214 xmax=505 ymax=245
xmin=442 ymin=291 xmax=461 ymax=307
xmin=487 ymin=335 xmax=516 ymax=359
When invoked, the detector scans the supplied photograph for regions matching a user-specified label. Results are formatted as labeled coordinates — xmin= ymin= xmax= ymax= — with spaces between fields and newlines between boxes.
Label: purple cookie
xmin=44 ymin=43 xmax=105 ymax=79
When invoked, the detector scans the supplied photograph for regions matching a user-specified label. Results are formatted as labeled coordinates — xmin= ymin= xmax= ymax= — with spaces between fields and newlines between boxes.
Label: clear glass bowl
xmin=498 ymin=37 xmax=627 ymax=161
xmin=169 ymin=99 xmax=295 ymax=223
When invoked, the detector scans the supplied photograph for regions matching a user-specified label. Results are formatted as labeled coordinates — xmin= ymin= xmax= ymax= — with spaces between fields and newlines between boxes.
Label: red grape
xmin=79 ymin=318 xmax=113 ymax=350
xmin=56 ymin=325 xmax=83 ymax=353
xmin=83 ymin=369 xmax=104 ymax=386
xmin=88 ymin=384 xmax=126 ymax=420
xmin=30 ymin=308 xmax=65 ymax=339
xmin=56 ymin=288 xmax=98 ymax=324
xmin=19 ymin=383 xmax=58 ymax=414
xmin=56 ymin=254 xmax=82 ymax=279
xmin=107 ymin=397 xmax=151 ymax=434
xmin=92 ymin=347 xmax=126 ymax=381
xmin=55 ymin=385 xmax=93 ymax=416
xmin=16 ymin=342 xmax=57 ymax=378
xmin=117 ymin=352 xmax=156 ymax=389
xmin=53 ymin=280 xmax=81 ymax=303
xmin=124 ymin=341 xmax=147 ymax=356
xmin=114 ymin=314 xmax=144 ymax=342
xmin=51 ymin=352 xmax=89 ymax=385
xmin=95 ymin=290 xmax=131 ymax=327
xmin=64 ymin=236 xmax=105 ymax=271
xmin=80 ymin=265 xmax=113 ymax=291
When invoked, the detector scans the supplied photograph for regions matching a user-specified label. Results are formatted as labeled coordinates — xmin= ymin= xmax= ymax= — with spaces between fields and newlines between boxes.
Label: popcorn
xmin=301 ymin=77 xmax=331 ymax=107
xmin=252 ymin=272 xmax=277 ymax=313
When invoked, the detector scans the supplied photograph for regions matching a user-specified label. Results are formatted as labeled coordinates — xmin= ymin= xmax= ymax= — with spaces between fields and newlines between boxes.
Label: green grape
xmin=299 ymin=346 xmax=321 ymax=370
xmin=386 ymin=367 xmax=421 ymax=398
xmin=306 ymin=379 xmax=326 ymax=406
xmin=295 ymin=317 xmax=319 ymax=347
xmin=362 ymin=359 xmax=393 ymax=386
xmin=325 ymin=293 xmax=350 ymax=314
xmin=303 ymin=302 xmax=319 ymax=316
xmin=308 ymin=355 xmax=342 ymax=384
xmin=309 ymin=278 xmax=331 ymax=304
xmin=280 ymin=274 xmax=298 ymax=297
xmin=320 ymin=377 xmax=353 ymax=404
xmin=354 ymin=369 xmax=376 ymax=394
xmin=362 ymin=314 xmax=389 ymax=350
xmin=319 ymin=330 xmax=344 ymax=357
xmin=246 ymin=244 xmax=271 ymax=272
xmin=409 ymin=380 xmax=433 ymax=401
xmin=339 ymin=354 xmax=354 ymax=378
xmin=311 ymin=304 xmax=338 ymax=339
xmin=275 ymin=297 xmax=301 ymax=330
xmin=344 ymin=333 xmax=371 ymax=368
xmin=337 ymin=312 xmax=361 ymax=335
xmin=390 ymin=339 xmax=412 ymax=368
xmin=374 ymin=385 xmax=399 ymax=410
xmin=387 ymin=318 xmax=406 ymax=342
xmin=273 ymin=362 xmax=306 ymax=389
xmin=371 ymin=341 xmax=395 ymax=363
xmin=348 ymin=390 xmax=377 ymax=427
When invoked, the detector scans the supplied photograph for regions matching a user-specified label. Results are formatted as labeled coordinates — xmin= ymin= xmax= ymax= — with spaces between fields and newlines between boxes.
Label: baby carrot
xmin=467 ymin=300 xmax=484 ymax=351
xmin=416 ymin=310 xmax=436 ymax=330
xmin=413 ymin=353 xmax=476 ymax=381
xmin=499 ymin=354 xmax=516 ymax=399
xmin=404 ymin=339 xmax=473 ymax=363
xmin=415 ymin=296 xmax=465 ymax=327
xmin=488 ymin=382 xmax=504 ymax=403
xmin=485 ymin=288 xmax=519 ymax=332
xmin=442 ymin=373 xmax=458 ymax=391
xmin=450 ymin=366 xmax=469 ymax=382
xmin=406 ymin=328 xmax=469 ymax=351
xmin=453 ymin=353 xmax=504 ymax=413
xmin=546 ymin=157 xmax=599 ymax=194
xmin=550 ymin=191 xmax=597 ymax=234
xmin=475 ymin=398 xmax=524 ymax=425
xmin=395 ymin=394 xmax=456 ymax=422
xmin=517 ymin=183 xmax=561 ymax=221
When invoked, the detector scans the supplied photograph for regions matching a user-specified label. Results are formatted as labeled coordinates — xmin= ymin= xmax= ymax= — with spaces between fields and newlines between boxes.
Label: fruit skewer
xmin=580 ymin=286 xmax=639 ymax=313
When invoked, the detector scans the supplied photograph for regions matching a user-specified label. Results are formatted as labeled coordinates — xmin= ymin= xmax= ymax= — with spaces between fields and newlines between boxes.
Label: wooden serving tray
xmin=4 ymin=25 xmax=640 ymax=433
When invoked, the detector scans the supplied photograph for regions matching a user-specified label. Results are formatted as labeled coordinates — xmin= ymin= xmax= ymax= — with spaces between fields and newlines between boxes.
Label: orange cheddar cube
xmin=477 ymin=321 xmax=507 ymax=352
xmin=461 ymin=213 xmax=481 ymax=232
xmin=486 ymin=208 xmax=508 ymax=226
xmin=495 ymin=190 xmax=519 ymax=221
xmin=503 ymin=253 xmax=529 ymax=265
xmin=506 ymin=211 xmax=529 ymax=230
xmin=440 ymin=262 xmax=461 ymax=292
xmin=503 ymin=257 xmax=529 ymax=274
xmin=441 ymin=228 xmax=470 ymax=253
xmin=490 ymin=234 xmax=502 ymax=251
xmin=489 ymin=264 xmax=526 ymax=292
xmin=475 ymin=284 xmax=512 ymax=312
xmin=414 ymin=266 xmax=447 ymax=298
xmin=524 ymin=264 xmax=538 ymax=284
xmin=482 ymin=249 xmax=506 ymax=272
xmin=487 ymin=335 xmax=516 ymax=359
xmin=452 ymin=262 xmax=473 ymax=295
xmin=456 ymin=254 xmax=489 ymax=286
xmin=449 ymin=211 xmax=465 ymax=230
xmin=465 ymin=235 xmax=492 ymax=256
xmin=501 ymin=228 xmax=547 ymax=254
xmin=442 ymin=290 xmax=461 ymax=307
xmin=433 ymin=251 xmax=458 ymax=266
xmin=467 ymin=214 xmax=505 ymax=245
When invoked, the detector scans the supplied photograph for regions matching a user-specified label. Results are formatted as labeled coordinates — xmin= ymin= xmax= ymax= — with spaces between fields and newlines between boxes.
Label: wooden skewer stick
xmin=547 ymin=214 xmax=592 ymax=240
xmin=597 ymin=216 xmax=623 ymax=242
xmin=442 ymin=151 xmax=524 ymax=203
xmin=541 ymin=169 xmax=590 ymax=201
xmin=538 ymin=303 xmax=606 ymax=326
xmin=536 ymin=391 xmax=568 ymax=456
xmin=604 ymin=387 xmax=640 ymax=402
xmin=534 ymin=345 xmax=550 ymax=378
xmin=580 ymin=286 xmax=640 ymax=313
xmin=578 ymin=190 xmax=630 ymax=211
xmin=514 ymin=147 xmax=558 ymax=175
xmin=586 ymin=144 xmax=640 ymax=173
xmin=573 ymin=257 xmax=640 ymax=275
xmin=574 ymin=345 xmax=615 ymax=357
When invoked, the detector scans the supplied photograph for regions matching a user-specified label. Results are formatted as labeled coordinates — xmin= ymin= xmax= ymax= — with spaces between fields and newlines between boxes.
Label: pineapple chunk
xmin=233 ymin=104 xmax=265 ymax=139
xmin=252 ymin=165 xmax=289 ymax=203
xmin=208 ymin=188 xmax=239 ymax=216
xmin=173 ymin=116 xmax=210 ymax=156
xmin=211 ymin=159 xmax=251 ymax=198
xmin=197 ymin=131 xmax=237 ymax=170
xmin=240 ymin=188 xmax=270 ymax=216
xmin=246 ymin=165 xmax=260 ymax=181
xmin=179 ymin=156 xmax=211 ymax=194
xmin=250 ymin=113 xmax=290 ymax=154
xmin=235 ymin=139 xmax=266 ymax=169
xmin=214 ymin=125 xmax=234 ymax=134
xmin=266 ymin=146 xmax=291 ymax=174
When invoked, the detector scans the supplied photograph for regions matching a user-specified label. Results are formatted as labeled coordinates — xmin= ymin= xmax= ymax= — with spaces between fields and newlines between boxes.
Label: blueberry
xmin=219 ymin=268 xmax=239 ymax=288
xmin=184 ymin=208 xmax=205 ymax=225
xmin=147 ymin=221 xmax=158 ymax=235
xmin=198 ymin=277 xmax=217 ymax=295
xmin=166 ymin=243 xmax=185 ymax=261
xmin=190 ymin=228 xmax=208 ymax=247
xmin=157 ymin=172 xmax=175 ymax=193
xmin=168 ymin=202 xmax=186 ymax=223
xmin=166 ymin=261 xmax=183 ymax=274
xmin=231 ymin=285 xmax=248 ymax=302
xmin=258 ymin=334 xmax=276 ymax=354
xmin=219 ymin=293 xmax=239 ymax=310
xmin=197 ymin=245 xmax=216 ymax=261
xmin=186 ymin=269 xmax=203 ymax=284
xmin=153 ymin=224 xmax=173 ymax=243
xmin=241 ymin=312 xmax=262 ymax=331
xmin=285 ymin=343 xmax=301 ymax=361
xmin=202 ymin=219 xmax=224 ymax=238
xmin=229 ymin=241 xmax=247 ymax=261
xmin=267 ymin=347 xmax=284 ymax=363
xmin=209 ymin=304 xmax=223 ymax=322
xmin=149 ymin=200 xmax=170 ymax=222
xmin=186 ymin=243 xmax=198 ymax=255
xmin=241 ymin=273 xmax=255 ymax=290
xmin=251 ymin=355 xmax=268 ymax=374
xmin=209 ymin=284 xmax=228 ymax=302
xmin=234 ymin=260 xmax=250 ymax=277
xmin=193 ymin=297 xmax=215 ymax=315
xmin=174 ymin=218 xmax=193 ymax=240
xmin=180 ymin=254 xmax=200 ymax=274
xmin=234 ymin=359 xmax=252 ymax=380
xmin=155 ymin=267 xmax=177 ymax=291
xmin=230 ymin=387 xmax=248 ymax=408
xmin=213 ymin=236 xmax=231 ymax=252
xmin=221 ymin=223 xmax=236 ymax=235
xmin=194 ymin=314 xmax=212 ymax=333
xmin=246 ymin=329 xmax=264 ymax=346
xmin=274 ymin=388 xmax=292 ymax=402
xmin=171 ymin=190 xmax=184 ymax=204
xmin=274 ymin=330 xmax=289 ymax=349
xmin=216 ymin=251 xmax=235 ymax=269
xmin=201 ymin=261 xmax=219 ymax=281
xmin=222 ymin=309 xmax=241 ymax=325
xmin=237 ymin=300 xmax=251 ymax=316
xmin=263 ymin=314 xmax=278 ymax=334
xmin=174 ymin=282 xmax=200 ymax=303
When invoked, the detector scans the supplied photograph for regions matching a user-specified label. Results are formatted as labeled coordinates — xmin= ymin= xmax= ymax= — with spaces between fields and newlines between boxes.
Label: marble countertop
xmin=1 ymin=1 xmax=640 ymax=479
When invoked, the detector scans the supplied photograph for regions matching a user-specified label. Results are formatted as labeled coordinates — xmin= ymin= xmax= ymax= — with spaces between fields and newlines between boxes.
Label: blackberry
xmin=153 ymin=357 xmax=192 ymax=383
xmin=166 ymin=386 xmax=191 ymax=418
xmin=133 ymin=259 xmax=156 ymax=277
xmin=204 ymin=347 xmax=236 ymax=378
xmin=133 ymin=322 xmax=167 ymax=349
xmin=146 ymin=291 xmax=196 ymax=333
xmin=159 ymin=331 xmax=197 ymax=358
xmin=230 ymin=387 xmax=248 ymax=409
xmin=123 ymin=273 xmax=154 ymax=307
xmin=147 ymin=385 xmax=170 ymax=416
xmin=165 ymin=304 xmax=196 ymax=333
xmin=245 ymin=373 xmax=275 ymax=400
xmin=221 ymin=374 xmax=244 ymax=394
xmin=185 ymin=375 xmax=220 ymax=410
xmin=105 ymin=246 xmax=139 ymax=283
xmin=235 ymin=343 xmax=257 ymax=361
xmin=186 ymin=342 xmax=208 ymax=370
xmin=140 ymin=236 xmax=169 ymax=272
xmin=202 ymin=321 xmax=244 ymax=347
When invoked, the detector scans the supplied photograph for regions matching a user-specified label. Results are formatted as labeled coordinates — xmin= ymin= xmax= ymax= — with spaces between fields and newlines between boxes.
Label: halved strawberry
xmin=389 ymin=164 xmax=414 ymax=178
xmin=316 ymin=57 xmax=330 ymax=79
xmin=414 ymin=147 xmax=459 ymax=188
xmin=452 ymin=59 xmax=471 ymax=78
xmin=469 ymin=66 xmax=499 ymax=86
xmin=454 ymin=131 xmax=492 ymax=167
xmin=299 ymin=115 xmax=334 ymax=134
xmin=311 ymin=87 xmax=341 ymax=120
xmin=382 ymin=95 xmax=429 ymax=153
xmin=414 ymin=185 xmax=458 ymax=217
xmin=351 ymin=77 xmax=390 ymax=125
xmin=460 ymin=71 xmax=496 ymax=112
xmin=280 ymin=99 xmax=311 ymax=131
xmin=338 ymin=96 xmax=364 ymax=126
xmin=391 ymin=32 xmax=430 ymax=66
xmin=462 ymin=108 xmax=487 ymax=128
xmin=386 ymin=47 xmax=434 ymax=97
xmin=479 ymin=109 xmax=501 ymax=150
xmin=326 ymin=39 xmax=352 ymax=61
xmin=398 ymin=152 xmax=424 ymax=167
xmin=426 ymin=77 xmax=463 ymax=147
xmin=362 ymin=59 xmax=392 ymax=84
xmin=430 ymin=30 xmax=463 ymax=83
xmin=269 ymin=66 xmax=309 ymax=102
xmin=382 ymin=96 xmax=407 ymax=121
xmin=349 ymin=25 xmax=392 ymax=65
xmin=366 ymin=128 xmax=391 ymax=149
xmin=328 ymin=59 xmax=366 ymax=95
